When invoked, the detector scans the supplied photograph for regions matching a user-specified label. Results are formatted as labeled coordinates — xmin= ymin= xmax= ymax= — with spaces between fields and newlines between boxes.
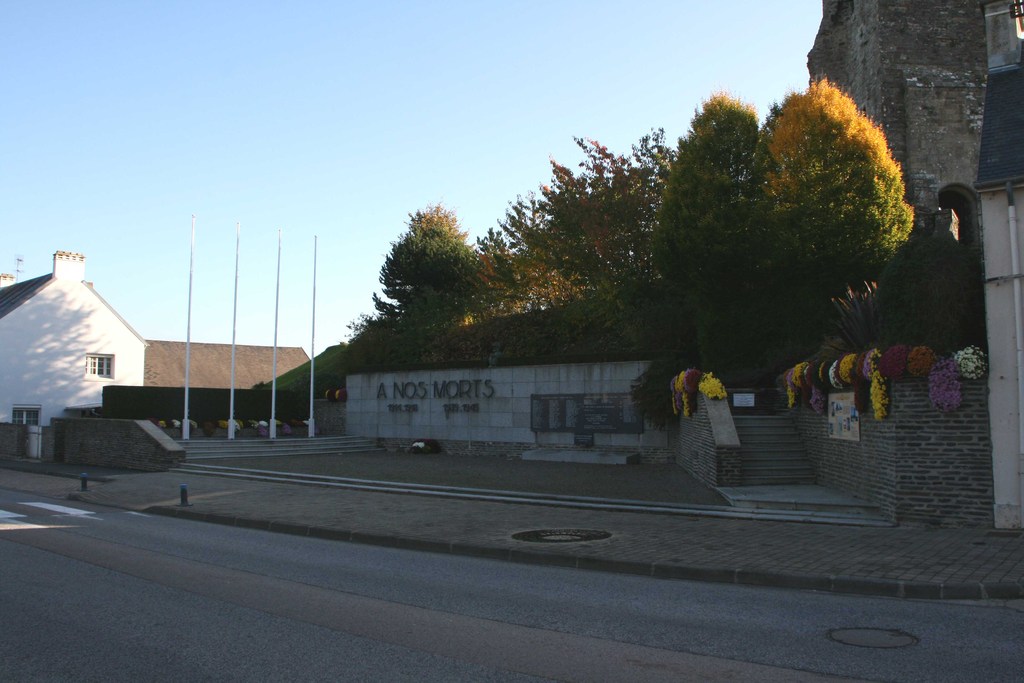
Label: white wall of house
xmin=980 ymin=182 xmax=1024 ymax=529
xmin=0 ymin=253 xmax=146 ymax=426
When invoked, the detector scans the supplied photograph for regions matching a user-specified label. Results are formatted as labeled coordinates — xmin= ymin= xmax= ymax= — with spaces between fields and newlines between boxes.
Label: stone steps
xmin=176 ymin=435 xmax=380 ymax=460
xmin=733 ymin=414 xmax=815 ymax=485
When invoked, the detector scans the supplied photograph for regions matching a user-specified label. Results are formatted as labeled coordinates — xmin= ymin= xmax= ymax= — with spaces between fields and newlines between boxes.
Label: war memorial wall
xmin=344 ymin=361 xmax=673 ymax=462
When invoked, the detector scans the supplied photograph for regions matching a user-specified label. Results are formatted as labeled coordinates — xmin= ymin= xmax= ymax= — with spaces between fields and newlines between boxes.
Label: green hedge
xmin=102 ymin=386 xmax=308 ymax=422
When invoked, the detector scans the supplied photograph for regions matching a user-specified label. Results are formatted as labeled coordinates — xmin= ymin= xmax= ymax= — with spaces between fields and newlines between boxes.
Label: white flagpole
xmin=270 ymin=229 xmax=281 ymax=439
xmin=308 ymin=235 xmax=318 ymax=438
xmin=183 ymin=215 xmax=195 ymax=441
xmin=228 ymin=222 xmax=240 ymax=440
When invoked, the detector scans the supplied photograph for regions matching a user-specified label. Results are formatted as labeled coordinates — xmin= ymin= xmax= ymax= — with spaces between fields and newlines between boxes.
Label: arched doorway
xmin=938 ymin=185 xmax=979 ymax=246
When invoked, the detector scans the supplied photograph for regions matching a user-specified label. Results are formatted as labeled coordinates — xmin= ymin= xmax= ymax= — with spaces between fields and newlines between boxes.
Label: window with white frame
xmin=12 ymin=407 xmax=40 ymax=425
xmin=86 ymin=354 xmax=114 ymax=379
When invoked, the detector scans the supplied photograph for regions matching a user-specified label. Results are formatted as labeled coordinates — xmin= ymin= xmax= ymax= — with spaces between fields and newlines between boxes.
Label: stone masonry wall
xmin=0 ymin=424 xmax=27 ymax=457
xmin=313 ymin=399 xmax=346 ymax=436
xmin=793 ymin=378 xmax=992 ymax=526
xmin=676 ymin=396 xmax=742 ymax=487
xmin=51 ymin=418 xmax=185 ymax=472
xmin=808 ymin=0 xmax=987 ymax=232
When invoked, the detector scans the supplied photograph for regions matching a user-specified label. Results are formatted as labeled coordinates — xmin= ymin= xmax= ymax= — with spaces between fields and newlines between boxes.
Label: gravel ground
xmin=201 ymin=451 xmax=728 ymax=506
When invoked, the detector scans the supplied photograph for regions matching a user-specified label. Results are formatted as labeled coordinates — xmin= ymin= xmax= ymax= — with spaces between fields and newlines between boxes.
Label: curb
xmin=146 ymin=506 xmax=1024 ymax=601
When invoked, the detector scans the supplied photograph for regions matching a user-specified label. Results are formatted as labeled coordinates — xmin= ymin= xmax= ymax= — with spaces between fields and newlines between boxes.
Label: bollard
xmin=179 ymin=483 xmax=191 ymax=507
xmin=80 ymin=473 xmax=88 ymax=492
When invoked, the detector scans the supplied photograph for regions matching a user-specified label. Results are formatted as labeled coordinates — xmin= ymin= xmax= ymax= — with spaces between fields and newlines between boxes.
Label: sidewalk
xmin=2 ymin=459 xmax=1023 ymax=601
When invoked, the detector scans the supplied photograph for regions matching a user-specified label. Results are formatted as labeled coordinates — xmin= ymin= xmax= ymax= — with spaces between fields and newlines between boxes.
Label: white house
xmin=0 ymin=251 xmax=146 ymax=426
xmin=977 ymin=1 xmax=1024 ymax=529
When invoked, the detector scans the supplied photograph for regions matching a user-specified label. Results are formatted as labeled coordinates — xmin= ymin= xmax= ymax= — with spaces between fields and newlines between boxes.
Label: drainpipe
xmin=1007 ymin=181 xmax=1024 ymax=526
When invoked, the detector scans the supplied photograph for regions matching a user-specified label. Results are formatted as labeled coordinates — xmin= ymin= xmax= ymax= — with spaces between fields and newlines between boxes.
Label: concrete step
xmin=717 ymin=484 xmax=887 ymax=522
xmin=177 ymin=436 xmax=380 ymax=460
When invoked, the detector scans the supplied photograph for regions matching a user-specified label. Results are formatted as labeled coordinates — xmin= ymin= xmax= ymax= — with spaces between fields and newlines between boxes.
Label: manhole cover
xmin=512 ymin=529 xmax=612 ymax=543
xmin=827 ymin=628 xmax=918 ymax=649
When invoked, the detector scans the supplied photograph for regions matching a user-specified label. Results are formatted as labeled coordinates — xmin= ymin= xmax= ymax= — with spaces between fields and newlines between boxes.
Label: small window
xmin=86 ymin=354 xmax=114 ymax=379
xmin=12 ymin=407 xmax=40 ymax=425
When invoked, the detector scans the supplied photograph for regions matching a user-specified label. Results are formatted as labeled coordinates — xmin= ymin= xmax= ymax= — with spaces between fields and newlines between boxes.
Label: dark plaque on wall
xmin=530 ymin=393 xmax=643 ymax=435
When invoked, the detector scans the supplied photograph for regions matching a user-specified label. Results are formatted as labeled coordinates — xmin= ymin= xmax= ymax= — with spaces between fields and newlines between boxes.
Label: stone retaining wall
xmin=0 ymin=424 xmax=26 ymax=457
xmin=51 ymin=418 xmax=185 ymax=471
xmin=792 ymin=378 xmax=993 ymax=527
xmin=676 ymin=396 xmax=742 ymax=486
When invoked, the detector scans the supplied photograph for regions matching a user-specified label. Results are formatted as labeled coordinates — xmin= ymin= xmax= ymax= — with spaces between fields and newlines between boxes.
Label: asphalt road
xmin=3 ymin=486 xmax=1023 ymax=682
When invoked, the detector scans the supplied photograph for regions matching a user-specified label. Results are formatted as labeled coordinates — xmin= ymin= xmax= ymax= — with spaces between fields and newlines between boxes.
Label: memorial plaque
xmin=530 ymin=393 xmax=643 ymax=434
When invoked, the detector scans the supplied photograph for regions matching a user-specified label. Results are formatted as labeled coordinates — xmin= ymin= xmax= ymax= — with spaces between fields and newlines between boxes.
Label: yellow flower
xmin=699 ymin=372 xmax=727 ymax=400
xmin=839 ymin=353 xmax=857 ymax=384
xmin=870 ymin=371 xmax=888 ymax=419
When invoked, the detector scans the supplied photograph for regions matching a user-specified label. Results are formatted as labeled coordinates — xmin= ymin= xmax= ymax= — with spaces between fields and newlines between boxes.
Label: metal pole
xmin=270 ymin=229 xmax=281 ymax=439
xmin=229 ymin=222 xmax=240 ymax=440
xmin=308 ymin=235 xmax=318 ymax=438
xmin=183 ymin=215 xmax=195 ymax=440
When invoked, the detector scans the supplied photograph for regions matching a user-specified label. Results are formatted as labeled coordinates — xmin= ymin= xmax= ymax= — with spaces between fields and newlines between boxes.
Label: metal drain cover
xmin=827 ymin=628 xmax=918 ymax=649
xmin=512 ymin=529 xmax=612 ymax=543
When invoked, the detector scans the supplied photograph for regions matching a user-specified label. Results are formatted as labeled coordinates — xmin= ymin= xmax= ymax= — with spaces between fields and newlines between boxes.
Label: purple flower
xmin=928 ymin=357 xmax=962 ymax=412
xmin=810 ymin=385 xmax=826 ymax=415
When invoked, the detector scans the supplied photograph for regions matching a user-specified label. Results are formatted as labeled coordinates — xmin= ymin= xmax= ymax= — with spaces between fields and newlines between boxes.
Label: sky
xmin=1 ymin=1 xmax=823 ymax=358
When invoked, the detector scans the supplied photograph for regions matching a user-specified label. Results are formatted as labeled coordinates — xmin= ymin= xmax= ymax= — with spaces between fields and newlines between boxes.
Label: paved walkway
xmin=1 ymin=459 xmax=1022 ymax=601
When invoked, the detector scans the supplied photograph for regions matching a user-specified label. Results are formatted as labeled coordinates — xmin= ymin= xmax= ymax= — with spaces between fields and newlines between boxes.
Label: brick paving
xmin=2 ymin=463 xmax=1023 ymax=600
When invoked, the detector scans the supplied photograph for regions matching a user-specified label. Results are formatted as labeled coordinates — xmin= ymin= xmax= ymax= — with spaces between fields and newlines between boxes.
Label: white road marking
xmin=20 ymin=502 xmax=94 ymax=516
xmin=0 ymin=509 xmax=27 ymax=519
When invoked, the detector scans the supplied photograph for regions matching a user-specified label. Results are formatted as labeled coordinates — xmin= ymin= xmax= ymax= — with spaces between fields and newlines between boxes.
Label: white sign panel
xmin=828 ymin=391 xmax=860 ymax=441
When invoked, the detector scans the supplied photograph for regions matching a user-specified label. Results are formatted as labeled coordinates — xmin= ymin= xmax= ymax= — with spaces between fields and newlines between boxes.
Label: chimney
xmin=0 ymin=273 xmax=14 ymax=288
xmin=983 ymin=1 xmax=1023 ymax=71
xmin=52 ymin=251 xmax=86 ymax=281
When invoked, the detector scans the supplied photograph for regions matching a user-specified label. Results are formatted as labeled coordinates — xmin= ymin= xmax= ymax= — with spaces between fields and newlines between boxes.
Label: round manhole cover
xmin=512 ymin=529 xmax=612 ymax=543
xmin=827 ymin=628 xmax=919 ymax=649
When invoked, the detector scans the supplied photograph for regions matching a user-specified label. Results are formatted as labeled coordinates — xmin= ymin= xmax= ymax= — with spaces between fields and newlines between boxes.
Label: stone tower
xmin=807 ymin=0 xmax=988 ymax=242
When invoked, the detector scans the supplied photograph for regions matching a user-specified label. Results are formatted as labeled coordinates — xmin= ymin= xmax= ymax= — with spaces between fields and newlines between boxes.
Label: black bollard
xmin=80 ymin=473 xmax=88 ymax=491
xmin=179 ymin=483 xmax=191 ymax=507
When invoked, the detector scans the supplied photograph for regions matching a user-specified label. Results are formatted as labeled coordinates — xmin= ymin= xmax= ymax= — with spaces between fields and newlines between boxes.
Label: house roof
xmin=144 ymin=340 xmax=310 ymax=389
xmin=977 ymin=62 xmax=1024 ymax=188
xmin=0 ymin=274 xmax=52 ymax=320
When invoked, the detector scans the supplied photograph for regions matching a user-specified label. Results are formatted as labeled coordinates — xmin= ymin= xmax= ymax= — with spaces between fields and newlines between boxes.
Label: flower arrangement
xmin=878 ymin=345 xmax=909 ymax=380
xmin=410 ymin=438 xmax=441 ymax=454
xmin=928 ymin=357 xmax=962 ymax=412
xmin=954 ymin=346 xmax=987 ymax=380
xmin=838 ymin=353 xmax=858 ymax=385
xmin=870 ymin=371 xmax=888 ymax=419
xmin=906 ymin=346 xmax=937 ymax=377
xmin=810 ymin=385 xmax=826 ymax=414
xmin=698 ymin=372 xmax=727 ymax=400
xmin=861 ymin=348 xmax=879 ymax=381
xmin=828 ymin=360 xmax=844 ymax=389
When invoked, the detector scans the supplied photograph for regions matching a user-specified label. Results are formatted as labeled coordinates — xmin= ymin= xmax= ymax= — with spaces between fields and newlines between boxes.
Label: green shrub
xmin=878 ymin=233 xmax=985 ymax=353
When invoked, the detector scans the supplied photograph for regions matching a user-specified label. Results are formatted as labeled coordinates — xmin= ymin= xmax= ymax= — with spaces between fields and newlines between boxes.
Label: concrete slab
xmin=717 ymin=484 xmax=882 ymax=516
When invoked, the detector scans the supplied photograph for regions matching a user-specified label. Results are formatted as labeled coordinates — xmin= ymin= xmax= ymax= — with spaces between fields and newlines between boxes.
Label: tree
xmin=758 ymin=80 xmax=913 ymax=357
xmin=654 ymin=93 xmax=764 ymax=372
xmin=372 ymin=204 xmax=480 ymax=323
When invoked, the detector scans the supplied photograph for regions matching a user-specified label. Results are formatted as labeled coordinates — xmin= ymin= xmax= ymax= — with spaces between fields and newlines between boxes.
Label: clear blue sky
xmin=1 ymin=1 xmax=822 ymax=357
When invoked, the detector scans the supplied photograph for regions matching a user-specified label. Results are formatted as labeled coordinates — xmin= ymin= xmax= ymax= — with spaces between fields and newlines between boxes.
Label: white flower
xmin=954 ymin=346 xmax=987 ymax=380
xmin=412 ymin=441 xmax=426 ymax=449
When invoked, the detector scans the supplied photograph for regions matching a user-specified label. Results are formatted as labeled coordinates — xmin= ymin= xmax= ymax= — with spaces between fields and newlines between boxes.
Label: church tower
xmin=808 ymin=0 xmax=988 ymax=242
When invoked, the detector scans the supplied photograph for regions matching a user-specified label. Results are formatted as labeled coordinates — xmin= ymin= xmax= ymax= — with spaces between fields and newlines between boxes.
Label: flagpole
xmin=270 ymin=229 xmax=281 ymax=440
xmin=228 ymin=222 xmax=240 ymax=440
xmin=183 ymin=215 xmax=195 ymax=441
xmin=308 ymin=235 xmax=318 ymax=438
